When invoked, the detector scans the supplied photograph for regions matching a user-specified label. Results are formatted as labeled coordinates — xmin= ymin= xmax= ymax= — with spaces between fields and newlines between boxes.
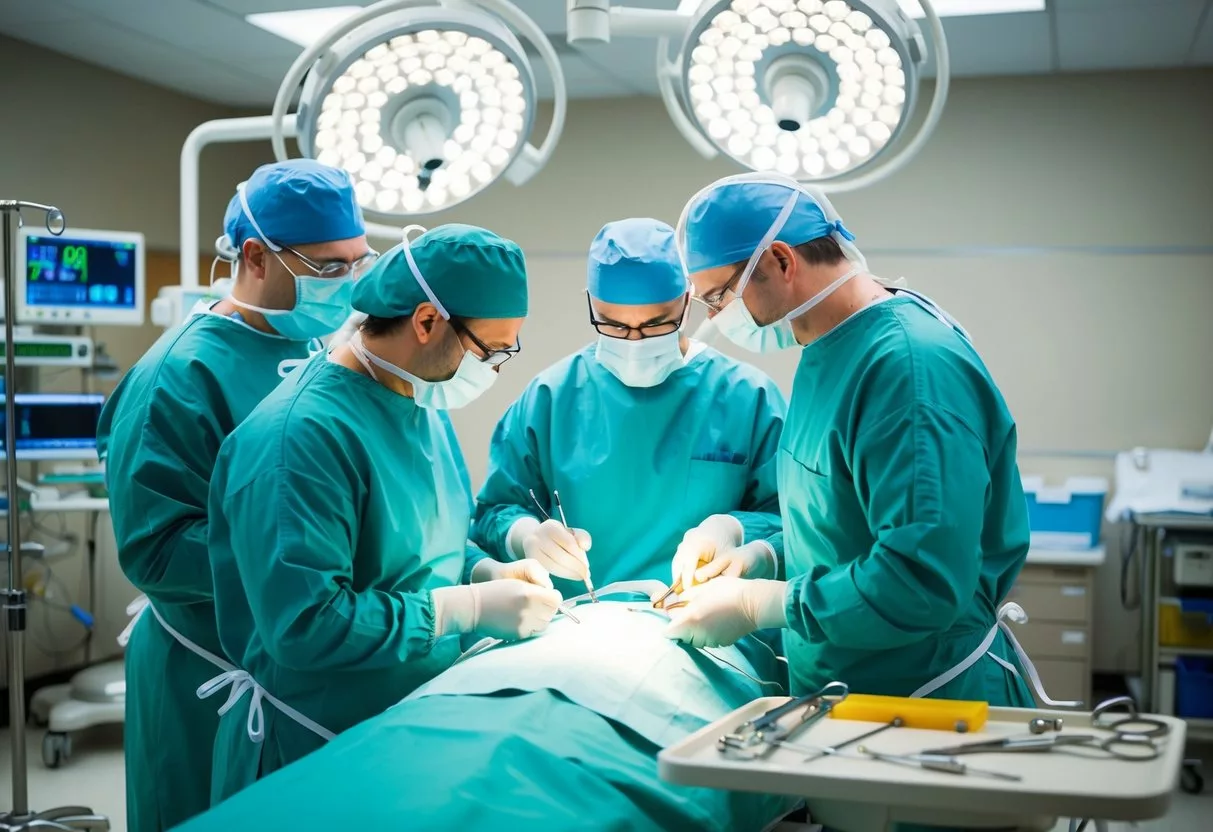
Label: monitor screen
xmin=0 ymin=393 xmax=104 ymax=460
xmin=16 ymin=229 xmax=146 ymax=326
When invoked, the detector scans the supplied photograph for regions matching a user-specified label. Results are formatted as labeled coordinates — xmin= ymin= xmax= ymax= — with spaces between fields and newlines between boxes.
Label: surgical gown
xmin=472 ymin=344 xmax=786 ymax=597
xmin=207 ymin=355 xmax=469 ymax=803
xmin=779 ymin=295 xmax=1035 ymax=706
xmin=96 ymin=312 xmax=309 ymax=832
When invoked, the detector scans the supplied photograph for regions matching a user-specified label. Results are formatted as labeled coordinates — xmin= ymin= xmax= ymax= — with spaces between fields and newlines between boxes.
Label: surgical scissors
xmin=925 ymin=696 xmax=1168 ymax=762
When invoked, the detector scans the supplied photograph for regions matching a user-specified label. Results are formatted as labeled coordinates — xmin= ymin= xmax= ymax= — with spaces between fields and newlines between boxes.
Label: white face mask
xmin=348 ymin=332 xmax=497 ymax=410
xmin=595 ymin=331 xmax=686 ymax=388
xmin=713 ymin=264 xmax=862 ymax=354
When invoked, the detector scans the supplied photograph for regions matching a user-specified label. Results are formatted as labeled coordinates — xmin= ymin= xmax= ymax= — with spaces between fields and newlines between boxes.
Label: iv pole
xmin=0 ymin=200 xmax=108 ymax=832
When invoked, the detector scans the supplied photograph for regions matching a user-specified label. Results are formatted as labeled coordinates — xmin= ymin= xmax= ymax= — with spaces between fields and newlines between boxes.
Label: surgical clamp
xmin=718 ymin=681 xmax=850 ymax=758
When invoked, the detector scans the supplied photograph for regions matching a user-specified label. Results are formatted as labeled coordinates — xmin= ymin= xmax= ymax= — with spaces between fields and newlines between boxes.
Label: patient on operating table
xmin=176 ymin=583 xmax=795 ymax=832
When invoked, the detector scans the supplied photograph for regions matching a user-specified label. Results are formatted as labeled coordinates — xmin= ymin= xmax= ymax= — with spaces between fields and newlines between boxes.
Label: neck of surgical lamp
xmin=765 ymin=57 xmax=830 ymax=134
xmin=395 ymin=101 xmax=450 ymax=176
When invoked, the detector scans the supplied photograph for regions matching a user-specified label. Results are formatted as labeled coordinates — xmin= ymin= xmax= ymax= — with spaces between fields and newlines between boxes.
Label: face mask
xmin=229 ymin=266 xmax=354 ymax=342
xmin=595 ymin=331 xmax=686 ymax=388
xmin=348 ymin=332 xmax=498 ymax=411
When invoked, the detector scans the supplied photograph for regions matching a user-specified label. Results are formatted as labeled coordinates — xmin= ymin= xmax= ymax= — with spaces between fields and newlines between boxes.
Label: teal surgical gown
xmin=473 ymin=344 xmax=786 ymax=598
xmin=96 ymin=312 xmax=309 ymax=832
xmin=779 ymin=295 xmax=1035 ymax=706
xmin=206 ymin=355 xmax=469 ymax=803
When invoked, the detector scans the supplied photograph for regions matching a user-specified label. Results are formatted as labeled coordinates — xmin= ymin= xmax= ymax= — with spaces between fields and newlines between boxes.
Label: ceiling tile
xmin=1189 ymin=3 xmax=1213 ymax=63
xmin=531 ymin=53 xmax=637 ymax=100
xmin=1052 ymin=0 xmax=1199 ymax=10
xmin=10 ymin=15 xmax=272 ymax=104
xmin=0 ymin=2 xmax=78 ymax=26
xmin=924 ymin=11 xmax=1054 ymax=76
xmin=1056 ymin=2 xmax=1208 ymax=70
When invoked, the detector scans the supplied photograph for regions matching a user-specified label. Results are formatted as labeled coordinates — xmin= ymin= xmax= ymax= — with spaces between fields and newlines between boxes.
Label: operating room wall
xmin=437 ymin=68 xmax=1213 ymax=676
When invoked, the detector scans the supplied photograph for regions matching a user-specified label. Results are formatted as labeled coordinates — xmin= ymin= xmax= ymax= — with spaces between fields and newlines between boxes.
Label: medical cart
xmin=1134 ymin=516 xmax=1213 ymax=754
xmin=659 ymin=699 xmax=1187 ymax=832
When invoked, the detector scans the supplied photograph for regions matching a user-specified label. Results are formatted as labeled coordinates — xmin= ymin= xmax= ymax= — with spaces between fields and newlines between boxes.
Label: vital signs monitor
xmin=14 ymin=228 xmax=145 ymax=326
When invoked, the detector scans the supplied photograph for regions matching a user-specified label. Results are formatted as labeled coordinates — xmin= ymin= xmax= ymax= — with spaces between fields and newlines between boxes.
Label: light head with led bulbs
xmin=567 ymin=0 xmax=948 ymax=192
xmin=272 ymin=0 xmax=567 ymax=225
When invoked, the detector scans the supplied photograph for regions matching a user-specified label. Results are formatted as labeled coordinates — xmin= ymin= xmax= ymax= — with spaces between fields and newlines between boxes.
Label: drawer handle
xmin=1060 ymin=586 xmax=1087 ymax=598
xmin=1061 ymin=631 xmax=1086 ymax=645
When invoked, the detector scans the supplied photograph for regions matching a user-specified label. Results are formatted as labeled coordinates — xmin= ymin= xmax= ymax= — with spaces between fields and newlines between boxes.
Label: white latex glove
xmin=671 ymin=515 xmax=764 ymax=595
xmin=664 ymin=577 xmax=789 ymax=648
xmin=470 ymin=557 xmax=554 ymax=588
xmin=507 ymin=516 xmax=593 ymax=582
xmin=432 ymin=580 xmax=563 ymax=641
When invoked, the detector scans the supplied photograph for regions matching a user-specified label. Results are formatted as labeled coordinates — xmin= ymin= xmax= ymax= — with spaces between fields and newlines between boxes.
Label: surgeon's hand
xmin=664 ymin=577 xmax=789 ymax=648
xmin=509 ymin=517 xmax=593 ymax=582
xmin=470 ymin=557 xmax=554 ymax=588
xmin=670 ymin=515 xmax=775 ymax=597
xmin=432 ymin=581 xmax=563 ymax=641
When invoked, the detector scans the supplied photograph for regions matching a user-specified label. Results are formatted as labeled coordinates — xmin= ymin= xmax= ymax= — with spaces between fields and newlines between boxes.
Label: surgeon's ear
xmin=411 ymin=302 xmax=441 ymax=343
xmin=241 ymin=239 xmax=269 ymax=281
xmin=768 ymin=242 xmax=797 ymax=285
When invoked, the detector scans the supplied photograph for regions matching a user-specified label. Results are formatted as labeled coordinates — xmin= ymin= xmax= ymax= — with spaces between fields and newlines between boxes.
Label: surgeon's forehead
xmin=591 ymin=296 xmax=683 ymax=323
xmin=294 ymin=235 xmax=369 ymax=261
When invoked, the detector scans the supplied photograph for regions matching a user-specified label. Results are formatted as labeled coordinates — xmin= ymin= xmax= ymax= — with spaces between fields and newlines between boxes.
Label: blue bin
xmin=1021 ymin=476 xmax=1108 ymax=550
xmin=1176 ymin=656 xmax=1213 ymax=719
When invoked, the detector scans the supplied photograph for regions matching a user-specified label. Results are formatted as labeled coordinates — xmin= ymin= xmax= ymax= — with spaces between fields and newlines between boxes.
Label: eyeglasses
xmin=587 ymin=295 xmax=689 ymax=340
xmin=282 ymin=245 xmax=380 ymax=279
xmin=451 ymin=319 xmax=520 ymax=367
xmin=689 ymin=267 xmax=744 ymax=314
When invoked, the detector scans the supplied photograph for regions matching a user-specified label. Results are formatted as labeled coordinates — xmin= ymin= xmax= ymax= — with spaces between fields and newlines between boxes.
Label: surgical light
xmin=270 ymin=0 xmax=566 ymax=220
xmin=567 ymin=0 xmax=949 ymax=192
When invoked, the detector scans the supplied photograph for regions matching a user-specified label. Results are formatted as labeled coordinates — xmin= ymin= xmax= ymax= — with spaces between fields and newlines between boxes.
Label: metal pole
xmin=2 ymin=204 xmax=29 ymax=815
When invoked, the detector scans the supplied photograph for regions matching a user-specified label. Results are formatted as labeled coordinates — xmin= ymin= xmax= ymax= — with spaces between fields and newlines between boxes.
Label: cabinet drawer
xmin=1031 ymin=658 xmax=1089 ymax=707
xmin=1011 ymin=620 xmax=1090 ymax=660
xmin=1006 ymin=580 xmax=1091 ymax=624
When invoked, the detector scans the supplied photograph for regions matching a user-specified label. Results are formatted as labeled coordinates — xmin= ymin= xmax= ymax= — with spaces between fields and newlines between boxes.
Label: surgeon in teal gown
xmin=96 ymin=160 xmax=375 ymax=832
xmin=665 ymin=174 xmax=1038 ymax=711
xmin=206 ymin=224 xmax=563 ymax=803
xmin=472 ymin=218 xmax=786 ymax=601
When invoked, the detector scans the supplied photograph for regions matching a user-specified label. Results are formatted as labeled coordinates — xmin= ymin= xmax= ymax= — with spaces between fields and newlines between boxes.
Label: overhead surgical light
xmin=567 ymin=0 xmax=948 ymax=192
xmin=271 ymin=0 xmax=566 ymax=220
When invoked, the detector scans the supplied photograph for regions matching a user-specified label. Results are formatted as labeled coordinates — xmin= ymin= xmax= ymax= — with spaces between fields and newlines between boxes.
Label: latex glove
xmin=671 ymin=515 xmax=751 ymax=595
xmin=470 ymin=557 xmax=554 ymax=589
xmin=432 ymin=580 xmax=563 ymax=641
xmin=507 ymin=516 xmax=593 ymax=582
xmin=664 ymin=577 xmax=789 ymax=648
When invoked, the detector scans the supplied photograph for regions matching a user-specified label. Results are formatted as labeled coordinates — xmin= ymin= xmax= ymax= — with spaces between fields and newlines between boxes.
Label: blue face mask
xmin=229 ymin=259 xmax=354 ymax=341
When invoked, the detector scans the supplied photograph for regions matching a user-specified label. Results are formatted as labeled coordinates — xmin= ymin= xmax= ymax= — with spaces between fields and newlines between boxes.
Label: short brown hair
xmin=793 ymin=236 xmax=846 ymax=266
xmin=360 ymin=315 xmax=409 ymax=337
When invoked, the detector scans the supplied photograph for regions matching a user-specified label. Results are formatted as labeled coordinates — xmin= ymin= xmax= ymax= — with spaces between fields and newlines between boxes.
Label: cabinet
xmin=1006 ymin=562 xmax=1096 ymax=707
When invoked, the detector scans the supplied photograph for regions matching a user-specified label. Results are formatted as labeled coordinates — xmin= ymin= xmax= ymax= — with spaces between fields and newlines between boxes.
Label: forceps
xmin=529 ymin=488 xmax=598 ymax=602
xmin=718 ymin=681 xmax=850 ymax=759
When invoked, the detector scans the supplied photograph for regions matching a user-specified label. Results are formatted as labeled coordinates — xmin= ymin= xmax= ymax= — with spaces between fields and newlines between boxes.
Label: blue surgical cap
xmin=223 ymin=159 xmax=365 ymax=249
xmin=680 ymin=179 xmax=855 ymax=274
xmin=587 ymin=218 xmax=686 ymax=305
xmin=353 ymin=224 xmax=528 ymax=320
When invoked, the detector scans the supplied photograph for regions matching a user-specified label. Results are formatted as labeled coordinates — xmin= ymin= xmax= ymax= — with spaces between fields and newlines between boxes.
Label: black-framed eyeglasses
xmin=451 ymin=318 xmax=521 ymax=367
xmin=281 ymin=245 xmax=380 ymax=279
xmin=586 ymin=294 xmax=689 ymax=340
xmin=689 ymin=265 xmax=744 ymax=314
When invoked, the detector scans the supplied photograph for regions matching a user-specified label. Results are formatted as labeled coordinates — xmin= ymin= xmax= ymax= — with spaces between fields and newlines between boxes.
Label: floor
xmin=0 ymin=727 xmax=1210 ymax=831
